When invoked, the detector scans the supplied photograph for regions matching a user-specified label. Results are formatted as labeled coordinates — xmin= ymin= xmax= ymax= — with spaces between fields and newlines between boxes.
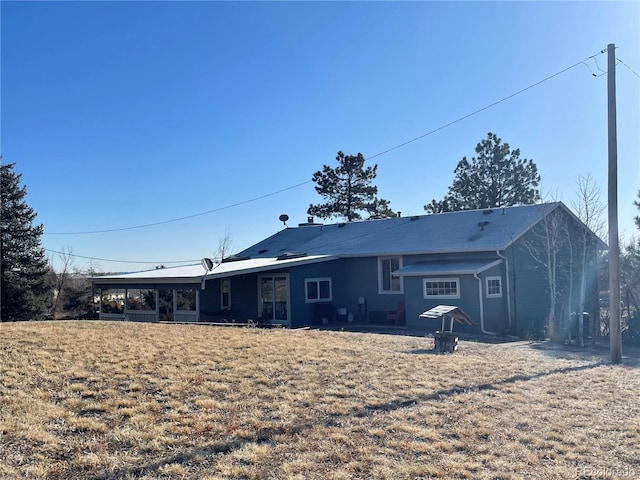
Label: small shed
xmin=419 ymin=305 xmax=475 ymax=353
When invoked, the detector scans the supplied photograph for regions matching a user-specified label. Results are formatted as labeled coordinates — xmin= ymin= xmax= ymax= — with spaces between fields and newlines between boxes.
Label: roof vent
xmin=221 ymin=254 xmax=250 ymax=263
xmin=258 ymin=249 xmax=268 ymax=254
xmin=478 ymin=221 xmax=490 ymax=231
xmin=483 ymin=209 xmax=493 ymax=215
xmin=410 ymin=215 xmax=420 ymax=221
xmin=338 ymin=223 xmax=346 ymax=228
xmin=277 ymin=251 xmax=307 ymax=261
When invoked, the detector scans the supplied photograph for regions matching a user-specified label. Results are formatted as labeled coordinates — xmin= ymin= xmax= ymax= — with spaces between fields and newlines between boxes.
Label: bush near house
xmin=1 ymin=321 xmax=638 ymax=479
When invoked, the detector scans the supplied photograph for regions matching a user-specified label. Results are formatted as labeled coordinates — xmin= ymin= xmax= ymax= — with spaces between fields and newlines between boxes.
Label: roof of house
xmin=91 ymin=254 xmax=337 ymax=284
xmin=92 ymin=202 xmax=606 ymax=284
xmin=238 ymin=202 xmax=583 ymax=258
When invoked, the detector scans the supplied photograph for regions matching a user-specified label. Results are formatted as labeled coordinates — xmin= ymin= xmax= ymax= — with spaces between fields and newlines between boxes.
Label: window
xmin=486 ymin=276 xmax=502 ymax=298
xmin=423 ymin=278 xmax=460 ymax=299
xmin=305 ymin=278 xmax=332 ymax=303
xmin=101 ymin=288 xmax=124 ymax=314
xmin=378 ymin=256 xmax=403 ymax=293
xmin=220 ymin=279 xmax=231 ymax=309
xmin=176 ymin=289 xmax=197 ymax=311
xmin=126 ymin=289 xmax=156 ymax=311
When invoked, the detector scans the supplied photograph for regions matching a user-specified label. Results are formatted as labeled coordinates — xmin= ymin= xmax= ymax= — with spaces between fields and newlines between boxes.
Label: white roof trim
xmin=91 ymin=255 xmax=338 ymax=285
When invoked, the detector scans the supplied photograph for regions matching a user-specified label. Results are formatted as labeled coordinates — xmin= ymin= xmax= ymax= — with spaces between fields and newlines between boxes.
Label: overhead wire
xmin=43 ymin=49 xmax=608 ymax=265
xmin=45 ymin=248 xmax=200 ymax=266
xmin=45 ymin=49 xmax=606 ymax=238
xmin=46 ymin=180 xmax=312 ymax=235
xmin=616 ymin=57 xmax=640 ymax=79
xmin=367 ymin=50 xmax=606 ymax=161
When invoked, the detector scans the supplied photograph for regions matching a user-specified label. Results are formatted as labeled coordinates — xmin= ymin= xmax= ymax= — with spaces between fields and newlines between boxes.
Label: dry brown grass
xmin=1 ymin=321 xmax=638 ymax=479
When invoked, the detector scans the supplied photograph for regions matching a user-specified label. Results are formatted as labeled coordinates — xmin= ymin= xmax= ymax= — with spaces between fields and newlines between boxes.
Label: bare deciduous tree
xmin=213 ymin=229 xmax=234 ymax=264
xmin=571 ymin=174 xmax=605 ymax=345
xmin=52 ymin=245 xmax=74 ymax=318
xmin=522 ymin=203 xmax=569 ymax=340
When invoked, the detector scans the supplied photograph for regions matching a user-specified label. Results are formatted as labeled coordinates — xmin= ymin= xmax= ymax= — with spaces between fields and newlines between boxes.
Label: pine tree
xmin=1 ymin=162 xmax=52 ymax=321
xmin=425 ymin=132 xmax=541 ymax=213
xmin=308 ymin=151 xmax=394 ymax=221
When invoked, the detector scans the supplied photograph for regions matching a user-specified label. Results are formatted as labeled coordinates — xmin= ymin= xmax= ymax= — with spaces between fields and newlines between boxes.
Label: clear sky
xmin=1 ymin=1 xmax=639 ymax=273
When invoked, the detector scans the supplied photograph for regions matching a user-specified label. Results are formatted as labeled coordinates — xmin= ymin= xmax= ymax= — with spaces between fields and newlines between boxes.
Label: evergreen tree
xmin=425 ymin=132 xmax=541 ymax=213
xmin=366 ymin=197 xmax=396 ymax=220
xmin=1 ymin=162 xmax=52 ymax=321
xmin=308 ymin=151 xmax=394 ymax=221
xmin=634 ymin=190 xmax=640 ymax=229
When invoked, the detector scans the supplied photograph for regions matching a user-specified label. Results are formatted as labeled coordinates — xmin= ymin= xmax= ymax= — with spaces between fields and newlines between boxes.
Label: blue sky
xmin=1 ymin=1 xmax=639 ymax=273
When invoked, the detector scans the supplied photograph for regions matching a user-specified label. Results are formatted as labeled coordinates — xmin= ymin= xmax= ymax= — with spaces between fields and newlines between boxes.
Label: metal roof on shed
xmin=419 ymin=305 xmax=475 ymax=325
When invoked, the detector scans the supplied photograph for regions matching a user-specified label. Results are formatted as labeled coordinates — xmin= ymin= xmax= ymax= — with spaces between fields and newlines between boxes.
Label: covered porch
xmin=91 ymin=254 xmax=336 ymax=324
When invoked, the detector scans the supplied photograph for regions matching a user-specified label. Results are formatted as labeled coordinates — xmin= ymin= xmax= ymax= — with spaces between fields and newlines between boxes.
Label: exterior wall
xmin=404 ymin=273 xmax=493 ymax=334
xmin=338 ymin=257 xmax=402 ymax=321
xmin=506 ymin=209 xmax=603 ymax=339
xmin=201 ymin=275 xmax=259 ymax=322
xmin=480 ymin=262 xmax=509 ymax=334
xmin=400 ymin=254 xmax=508 ymax=335
xmin=508 ymin=233 xmax=554 ymax=337
xmin=288 ymin=260 xmax=345 ymax=328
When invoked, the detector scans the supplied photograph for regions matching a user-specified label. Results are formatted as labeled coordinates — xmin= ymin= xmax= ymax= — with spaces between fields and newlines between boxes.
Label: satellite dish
xmin=279 ymin=214 xmax=289 ymax=226
xmin=201 ymin=258 xmax=214 ymax=272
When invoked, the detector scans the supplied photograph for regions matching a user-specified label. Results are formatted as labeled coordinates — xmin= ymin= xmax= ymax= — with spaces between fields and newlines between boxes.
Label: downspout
xmin=474 ymin=273 xmax=500 ymax=336
xmin=496 ymin=250 xmax=513 ymax=333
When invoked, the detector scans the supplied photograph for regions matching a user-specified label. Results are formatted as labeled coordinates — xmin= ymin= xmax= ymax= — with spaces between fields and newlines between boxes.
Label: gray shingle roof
xmin=238 ymin=203 xmax=563 ymax=258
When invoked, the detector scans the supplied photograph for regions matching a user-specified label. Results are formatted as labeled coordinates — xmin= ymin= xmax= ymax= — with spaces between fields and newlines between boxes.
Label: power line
xmin=46 ymin=180 xmax=311 ymax=235
xmin=367 ymin=50 xmax=605 ymax=160
xmin=45 ymin=49 xmax=606 ymax=238
xmin=45 ymin=248 xmax=200 ymax=265
xmin=616 ymin=57 xmax=640 ymax=79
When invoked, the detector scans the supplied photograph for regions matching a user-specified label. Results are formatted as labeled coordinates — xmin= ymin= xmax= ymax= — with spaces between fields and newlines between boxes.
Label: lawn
xmin=1 ymin=321 xmax=638 ymax=479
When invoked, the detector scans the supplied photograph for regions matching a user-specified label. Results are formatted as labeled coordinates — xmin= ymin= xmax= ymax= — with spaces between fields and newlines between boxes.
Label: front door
xmin=259 ymin=274 xmax=289 ymax=325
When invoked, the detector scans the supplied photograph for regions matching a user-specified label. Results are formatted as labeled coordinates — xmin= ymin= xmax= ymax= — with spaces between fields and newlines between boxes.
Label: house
xmin=91 ymin=202 xmax=606 ymax=337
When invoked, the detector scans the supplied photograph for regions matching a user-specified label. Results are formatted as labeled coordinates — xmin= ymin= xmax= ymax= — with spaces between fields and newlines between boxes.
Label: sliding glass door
xmin=259 ymin=275 xmax=289 ymax=324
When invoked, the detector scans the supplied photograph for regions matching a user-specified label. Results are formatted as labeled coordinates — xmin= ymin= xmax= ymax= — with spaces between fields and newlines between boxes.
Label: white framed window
xmin=221 ymin=278 xmax=231 ymax=309
xmin=423 ymin=278 xmax=460 ymax=299
xmin=305 ymin=277 xmax=332 ymax=303
xmin=378 ymin=256 xmax=403 ymax=294
xmin=486 ymin=276 xmax=502 ymax=298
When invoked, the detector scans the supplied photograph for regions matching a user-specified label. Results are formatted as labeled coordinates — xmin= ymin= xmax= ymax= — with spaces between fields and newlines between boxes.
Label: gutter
xmin=496 ymin=250 xmax=513 ymax=332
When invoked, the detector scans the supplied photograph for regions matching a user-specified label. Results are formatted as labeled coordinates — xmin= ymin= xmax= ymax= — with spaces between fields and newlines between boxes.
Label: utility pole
xmin=0 ymin=158 xmax=3 ymax=322
xmin=607 ymin=43 xmax=622 ymax=364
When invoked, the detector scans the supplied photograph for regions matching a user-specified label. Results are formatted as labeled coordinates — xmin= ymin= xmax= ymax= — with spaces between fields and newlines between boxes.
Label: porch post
xmin=155 ymin=290 xmax=159 ymax=322
xmin=196 ymin=289 xmax=201 ymax=322
xmin=98 ymin=288 xmax=103 ymax=319
xmin=173 ymin=290 xmax=178 ymax=322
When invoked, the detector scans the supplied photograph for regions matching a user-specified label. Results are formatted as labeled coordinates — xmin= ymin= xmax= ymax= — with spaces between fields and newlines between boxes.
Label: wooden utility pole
xmin=607 ymin=43 xmax=622 ymax=364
